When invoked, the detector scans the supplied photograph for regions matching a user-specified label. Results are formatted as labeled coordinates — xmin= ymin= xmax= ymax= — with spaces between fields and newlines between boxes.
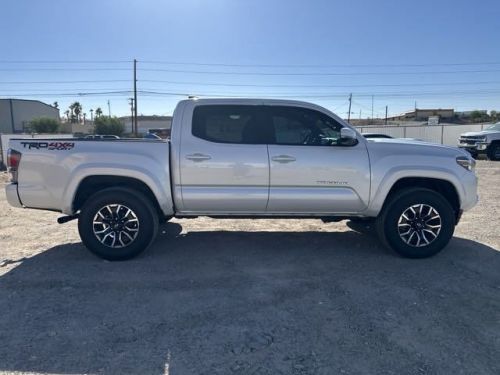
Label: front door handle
xmin=272 ymin=155 xmax=296 ymax=163
xmin=186 ymin=153 xmax=212 ymax=162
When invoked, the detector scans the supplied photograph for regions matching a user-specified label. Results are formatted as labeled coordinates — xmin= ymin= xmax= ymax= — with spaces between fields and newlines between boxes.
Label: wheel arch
xmin=367 ymin=170 xmax=464 ymax=221
xmin=384 ymin=177 xmax=460 ymax=217
xmin=69 ymin=175 xmax=169 ymax=218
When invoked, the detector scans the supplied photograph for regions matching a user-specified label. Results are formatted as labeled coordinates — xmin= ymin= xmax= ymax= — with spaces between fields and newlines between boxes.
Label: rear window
xmin=192 ymin=105 xmax=266 ymax=144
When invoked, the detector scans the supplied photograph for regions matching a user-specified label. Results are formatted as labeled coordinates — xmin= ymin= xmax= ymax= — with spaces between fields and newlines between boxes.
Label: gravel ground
xmin=0 ymin=161 xmax=499 ymax=375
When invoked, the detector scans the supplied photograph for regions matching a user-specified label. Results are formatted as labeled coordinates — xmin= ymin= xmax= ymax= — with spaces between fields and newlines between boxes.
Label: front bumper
xmin=5 ymin=184 xmax=23 ymax=208
xmin=458 ymin=142 xmax=488 ymax=154
xmin=460 ymin=170 xmax=479 ymax=212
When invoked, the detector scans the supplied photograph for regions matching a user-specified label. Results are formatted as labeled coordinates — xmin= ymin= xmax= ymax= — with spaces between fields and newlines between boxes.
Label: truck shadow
xmin=0 ymin=222 xmax=498 ymax=374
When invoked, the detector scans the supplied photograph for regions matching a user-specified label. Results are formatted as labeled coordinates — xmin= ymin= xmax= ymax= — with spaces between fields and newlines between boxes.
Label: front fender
xmin=365 ymin=165 xmax=466 ymax=216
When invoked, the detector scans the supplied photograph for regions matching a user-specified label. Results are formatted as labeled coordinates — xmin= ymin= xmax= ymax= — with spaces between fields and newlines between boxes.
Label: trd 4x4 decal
xmin=20 ymin=141 xmax=75 ymax=150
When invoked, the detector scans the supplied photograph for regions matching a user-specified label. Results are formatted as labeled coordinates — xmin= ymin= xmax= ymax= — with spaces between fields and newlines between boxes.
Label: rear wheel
xmin=78 ymin=188 xmax=159 ymax=260
xmin=376 ymin=188 xmax=455 ymax=258
xmin=487 ymin=143 xmax=500 ymax=161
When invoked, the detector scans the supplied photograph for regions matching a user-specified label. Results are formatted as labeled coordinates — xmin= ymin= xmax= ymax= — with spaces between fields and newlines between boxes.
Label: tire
xmin=487 ymin=143 xmax=500 ymax=161
xmin=78 ymin=187 xmax=159 ymax=260
xmin=375 ymin=188 xmax=455 ymax=258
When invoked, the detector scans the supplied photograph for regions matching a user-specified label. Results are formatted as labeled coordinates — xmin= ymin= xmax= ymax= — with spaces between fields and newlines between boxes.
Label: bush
xmin=94 ymin=116 xmax=125 ymax=136
xmin=29 ymin=117 xmax=60 ymax=133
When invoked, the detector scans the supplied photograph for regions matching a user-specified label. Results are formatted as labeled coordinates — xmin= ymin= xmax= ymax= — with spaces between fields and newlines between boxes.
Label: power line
xmin=4 ymin=89 xmax=500 ymax=99
xmin=0 ymin=91 xmax=132 ymax=97
xmin=0 ymin=87 xmax=132 ymax=92
xmin=2 ymin=59 xmax=500 ymax=68
xmin=140 ymin=60 xmax=500 ymax=68
xmin=137 ymin=89 xmax=500 ymax=99
xmin=0 ymin=68 xmax=130 ymax=71
xmin=0 ymin=60 xmax=131 ymax=64
xmin=3 ymin=79 xmax=500 ymax=88
xmin=138 ymin=68 xmax=500 ymax=76
xmin=0 ymin=79 xmax=130 ymax=84
xmin=138 ymin=79 xmax=500 ymax=88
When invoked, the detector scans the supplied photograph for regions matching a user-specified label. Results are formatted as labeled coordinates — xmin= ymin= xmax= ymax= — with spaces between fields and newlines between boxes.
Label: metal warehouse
xmin=0 ymin=99 xmax=60 ymax=133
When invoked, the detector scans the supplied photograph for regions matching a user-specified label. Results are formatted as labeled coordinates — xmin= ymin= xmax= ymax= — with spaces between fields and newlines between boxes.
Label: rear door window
xmin=192 ymin=105 xmax=268 ymax=144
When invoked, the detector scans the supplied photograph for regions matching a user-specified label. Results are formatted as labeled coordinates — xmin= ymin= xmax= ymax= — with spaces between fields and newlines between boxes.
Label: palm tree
xmin=64 ymin=110 xmax=70 ymax=122
xmin=68 ymin=102 xmax=83 ymax=123
xmin=95 ymin=107 xmax=103 ymax=118
xmin=74 ymin=102 xmax=82 ymax=122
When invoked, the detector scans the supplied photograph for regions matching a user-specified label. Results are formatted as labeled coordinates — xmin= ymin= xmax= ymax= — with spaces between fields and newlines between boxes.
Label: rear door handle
xmin=272 ymin=155 xmax=296 ymax=163
xmin=186 ymin=153 xmax=212 ymax=162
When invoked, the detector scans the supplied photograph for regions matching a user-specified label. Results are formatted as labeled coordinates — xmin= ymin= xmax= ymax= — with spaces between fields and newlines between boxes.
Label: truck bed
xmin=8 ymin=138 xmax=172 ymax=215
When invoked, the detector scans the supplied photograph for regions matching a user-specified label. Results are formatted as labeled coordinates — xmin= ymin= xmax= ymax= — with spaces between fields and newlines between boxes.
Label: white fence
xmin=0 ymin=133 xmax=74 ymax=168
xmin=356 ymin=123 xmax=487 ymax=146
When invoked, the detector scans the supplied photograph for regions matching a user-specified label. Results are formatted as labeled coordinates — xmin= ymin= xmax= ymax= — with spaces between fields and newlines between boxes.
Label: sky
xmin=1 ymin=0 xmax=500 ymax=119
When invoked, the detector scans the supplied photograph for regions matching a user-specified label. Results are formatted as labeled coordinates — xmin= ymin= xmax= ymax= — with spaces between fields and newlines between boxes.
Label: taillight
xmin=7 ymin=148 xmax=21 ymax=182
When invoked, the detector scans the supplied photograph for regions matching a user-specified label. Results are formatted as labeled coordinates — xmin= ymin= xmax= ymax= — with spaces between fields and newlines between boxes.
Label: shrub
xmin=29 ymin=117 xmax=60 ymax=133
xmin=94 ymin=116 xmax=125 ymax=136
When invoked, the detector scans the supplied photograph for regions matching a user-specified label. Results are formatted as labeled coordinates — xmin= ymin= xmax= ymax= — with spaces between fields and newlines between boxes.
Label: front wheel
xmin=78 ymin=188 xmax=159 ymax=260
xmin=376 ymin=188 xmax=455 ymax=258
xmin=487 ymin=143 xmax=500 ymax=161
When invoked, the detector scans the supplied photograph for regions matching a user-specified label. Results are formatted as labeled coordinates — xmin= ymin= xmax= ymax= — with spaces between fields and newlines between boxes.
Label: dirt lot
xmin=0 ymin=162 xmax=499 ymax=375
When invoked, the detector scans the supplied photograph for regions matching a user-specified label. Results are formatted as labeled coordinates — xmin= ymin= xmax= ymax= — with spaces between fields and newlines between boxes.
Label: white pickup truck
xmin=5 ymin=99 xmax=478 ymax=260
xmin=458 ymin=122 xmax=500 ymax=160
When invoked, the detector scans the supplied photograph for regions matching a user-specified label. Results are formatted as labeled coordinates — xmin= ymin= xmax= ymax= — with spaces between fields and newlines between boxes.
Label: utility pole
xmin=347 ymin=93 xmax=352 ymax=123
xmin=371 ymin=95 xmax=374 ymax=119
xmin=359 ymin=109 xmax=362 ymax=120
xmin=107 ymin=100 xmax=111 ymax=117
xmin=90 ymin=109 xmax=94 ymax=122
xmin=133 ymin=59 xmax=138 ymax=137
xmin=128 ymin=98 xmax=135 ymax=134
xmin=385 ymin=105 xmax=388 ymax=125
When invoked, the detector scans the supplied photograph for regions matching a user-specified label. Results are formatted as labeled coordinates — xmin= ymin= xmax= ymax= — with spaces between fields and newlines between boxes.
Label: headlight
xmin=456 ymin=155 xmax=475 ymax=171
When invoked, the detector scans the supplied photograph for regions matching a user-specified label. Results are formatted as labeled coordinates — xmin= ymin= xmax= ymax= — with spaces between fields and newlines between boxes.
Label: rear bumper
xmin=5 ymin=184 xmax=23 ymax=208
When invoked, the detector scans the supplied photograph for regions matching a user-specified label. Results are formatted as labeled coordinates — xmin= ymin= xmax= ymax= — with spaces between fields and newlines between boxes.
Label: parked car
xmin=458 ymin=123 xmax=500 ymax=160
xmin=5 ymin=98 xmax=478 ymax=260
xmin=143 ymin=133 xmax=162 ymax=140
xmin=84 ymin=135 xmax=120 ymax=140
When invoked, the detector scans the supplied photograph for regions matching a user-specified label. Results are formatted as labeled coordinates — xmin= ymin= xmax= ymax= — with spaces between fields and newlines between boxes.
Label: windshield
xmin=486 ymin=123 xmax=500 ymax=131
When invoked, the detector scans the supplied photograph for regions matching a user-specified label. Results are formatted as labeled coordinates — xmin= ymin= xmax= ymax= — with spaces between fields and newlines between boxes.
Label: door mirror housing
xmin=339 ymin=128 xmax=358 ymax=146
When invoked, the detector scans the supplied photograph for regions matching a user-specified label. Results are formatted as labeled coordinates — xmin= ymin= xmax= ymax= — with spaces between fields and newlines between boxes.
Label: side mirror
xmin=339 ymin=128 xmax=358 ymax=146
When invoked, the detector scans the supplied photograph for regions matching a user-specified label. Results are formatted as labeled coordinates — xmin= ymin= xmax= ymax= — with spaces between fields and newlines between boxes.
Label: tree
xmin=68 ymin=102 xmax=82 ymax=123
xmin=53 ymin=101 xmax=59 ymax=109
xmin=490 ymin=110 xmax=498 ymax=122
xmin=94 ymin=116 xmax=125 ymax=136
xmin=95 ymin=107 xmax=103 ymax=118
xmin=29 ymin=117 xmax=59 ymax=133
xmin=470 ymin=110 xmax=489 ymax=123
xmin=64 ymin=110 xmax=70 ymax=122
